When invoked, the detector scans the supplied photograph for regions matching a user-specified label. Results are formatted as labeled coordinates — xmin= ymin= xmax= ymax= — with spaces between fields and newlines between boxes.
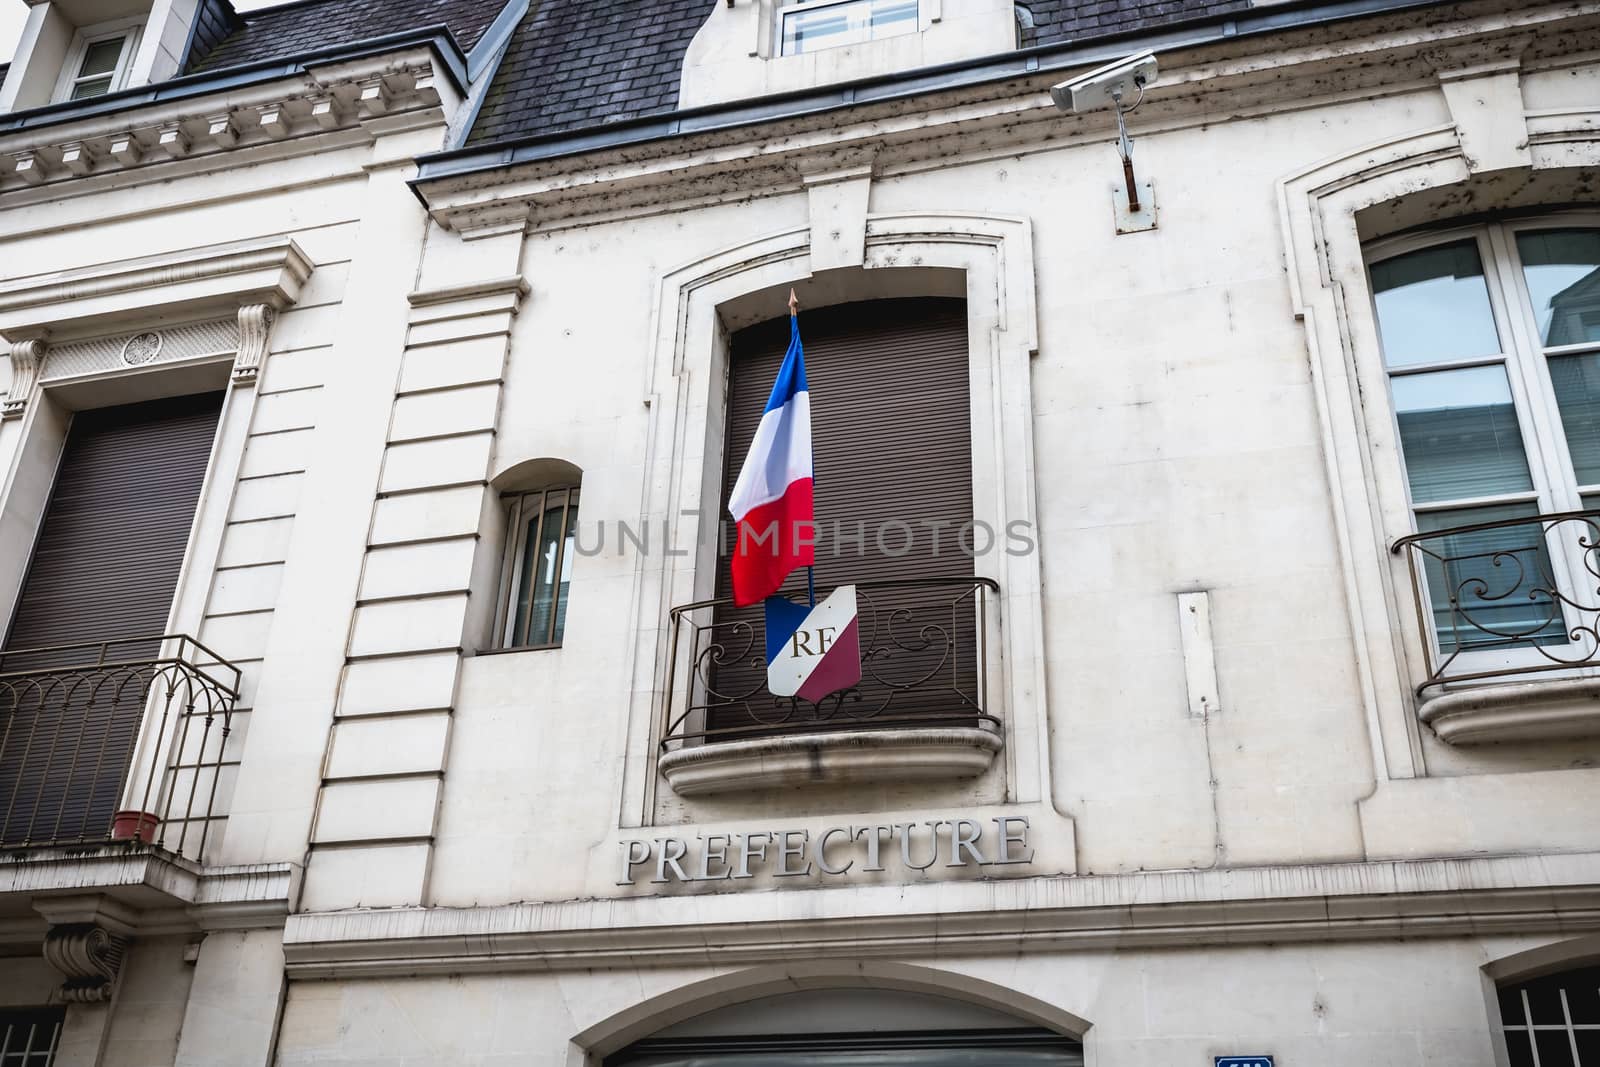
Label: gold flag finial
xmin=788 ymin=288 xmax=800 ymax=316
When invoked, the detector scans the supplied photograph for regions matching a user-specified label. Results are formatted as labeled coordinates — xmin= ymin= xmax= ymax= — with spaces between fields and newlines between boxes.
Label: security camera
xmin=1051 ymin=50 xmax=1158 ymax=113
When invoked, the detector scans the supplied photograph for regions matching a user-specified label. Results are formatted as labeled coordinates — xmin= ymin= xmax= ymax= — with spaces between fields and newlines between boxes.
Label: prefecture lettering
xmin=617 ymin=816 xmax=1033 ymax=885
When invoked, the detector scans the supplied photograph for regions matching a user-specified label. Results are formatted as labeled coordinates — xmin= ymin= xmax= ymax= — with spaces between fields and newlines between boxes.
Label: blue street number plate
xmin=1216 ymin=1059 xmax=1273 ymax=1067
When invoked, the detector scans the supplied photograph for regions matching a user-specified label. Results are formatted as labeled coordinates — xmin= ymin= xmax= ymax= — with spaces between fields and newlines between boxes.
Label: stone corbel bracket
xmin=233 ymin=304 xmax=277 ymax=386
xmin=2 ymin=331 xmax=47 ymax=421
xmin=35 ymin=895 xmax=137 ymax=1004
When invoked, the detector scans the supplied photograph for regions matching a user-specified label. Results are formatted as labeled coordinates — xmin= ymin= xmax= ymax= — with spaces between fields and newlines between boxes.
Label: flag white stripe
xmin=728 ymin=392 xmax=812 ymax=520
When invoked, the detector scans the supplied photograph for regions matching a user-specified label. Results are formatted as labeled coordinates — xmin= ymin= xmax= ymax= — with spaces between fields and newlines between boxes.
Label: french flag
xmin=728 ymin=313 xmax=813 ymax=607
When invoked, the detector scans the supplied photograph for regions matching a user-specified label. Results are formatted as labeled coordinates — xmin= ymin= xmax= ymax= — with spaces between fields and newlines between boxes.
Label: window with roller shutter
xmin=709 ymin=297 xmax=979 ymax=739
xmin=0 ymin=392 xmax=223 ymax=847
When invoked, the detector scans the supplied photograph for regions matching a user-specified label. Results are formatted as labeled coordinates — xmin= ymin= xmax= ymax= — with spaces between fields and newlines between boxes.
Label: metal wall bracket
xmin=1114 ymin=179 xmax=1157 ymax=234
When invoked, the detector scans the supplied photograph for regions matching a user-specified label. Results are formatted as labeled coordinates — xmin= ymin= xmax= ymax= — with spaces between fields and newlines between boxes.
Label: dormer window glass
xmin=65 ymin=32 xmax=135 ymax=101
xmin=779 ymin=0 xmax=919 ymax=55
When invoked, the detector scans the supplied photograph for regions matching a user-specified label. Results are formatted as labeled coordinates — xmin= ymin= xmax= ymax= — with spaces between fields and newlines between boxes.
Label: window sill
xmin=658 ymin=726 xmax=1002 ymax=796
xmin=1419 ymin=675 xmax=1600 ymax=745
xmin=475 ymin=644 xmax=561 ymax=657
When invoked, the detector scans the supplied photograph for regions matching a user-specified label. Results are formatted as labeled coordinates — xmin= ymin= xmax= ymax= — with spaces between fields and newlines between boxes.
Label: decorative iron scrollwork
xmin=662 ymin=576 xmax=1000 ymax=750
xmin=1393 ymin=510 xmax=1600 ymax=693
xmin=0 ymin=635 xmax=240 ymax=859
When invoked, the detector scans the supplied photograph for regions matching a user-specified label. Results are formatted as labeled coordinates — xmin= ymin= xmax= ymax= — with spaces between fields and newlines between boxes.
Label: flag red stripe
xmin=730 ymin=477 xmax=814 ymax=606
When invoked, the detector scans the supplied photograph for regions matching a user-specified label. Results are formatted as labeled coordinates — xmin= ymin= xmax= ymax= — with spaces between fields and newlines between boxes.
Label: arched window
xmin=604 ymin=988 xmax=1083 ymax=1067
xmin=1369 ymin=218 xmax=1600 ymax=684
xmin=493 ymin=460 xmax=582 ymax=650
xmin=1498 ymin=964 xmax=1600 ymax=1065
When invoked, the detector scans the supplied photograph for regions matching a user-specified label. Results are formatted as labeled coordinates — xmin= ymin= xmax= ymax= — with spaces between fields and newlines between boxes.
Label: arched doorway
xmin=603 ymin=988 xmax=1084 ymax=1066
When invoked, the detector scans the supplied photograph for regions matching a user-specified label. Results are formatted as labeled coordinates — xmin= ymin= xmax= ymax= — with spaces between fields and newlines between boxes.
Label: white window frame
xmin=1366 ymin=211 xmax=1600 ymax=684
xmin=52 ymin=18 xmax=144 ymax=104
xmin=776 ymin=0 xmax=922 ymax=56
xmin=492 ymin=485 xmax=580 ymax=651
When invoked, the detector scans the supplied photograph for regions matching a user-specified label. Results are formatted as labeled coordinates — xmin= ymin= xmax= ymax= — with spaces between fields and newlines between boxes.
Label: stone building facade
xmin=1 ymin=0 xmax=1599 ymax=1064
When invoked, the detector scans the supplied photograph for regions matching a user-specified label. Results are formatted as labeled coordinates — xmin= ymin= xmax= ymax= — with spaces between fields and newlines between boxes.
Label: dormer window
xmin=55 ymin=22 xmax=141 ymax=103
xmin=779 ymin=0 xmax=919 ymax=55
xmin=69 ymin=36 xmax=131 ymax=99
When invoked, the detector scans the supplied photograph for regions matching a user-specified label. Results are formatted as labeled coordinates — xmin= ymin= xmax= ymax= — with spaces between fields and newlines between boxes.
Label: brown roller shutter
xmin=0 ymin=392 xmax=223 ymax=845
xmin=711 ymin=298 xmax=975 ymax=736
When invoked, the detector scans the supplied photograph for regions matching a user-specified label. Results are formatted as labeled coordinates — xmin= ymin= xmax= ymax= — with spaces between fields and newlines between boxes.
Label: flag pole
xmin=791 ymin=287 xmax=816 ymax=609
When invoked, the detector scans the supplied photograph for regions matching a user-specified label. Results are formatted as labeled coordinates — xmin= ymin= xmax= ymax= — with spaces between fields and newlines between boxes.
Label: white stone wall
xmin=0 ymin=1 xmax=1598 ymax=1063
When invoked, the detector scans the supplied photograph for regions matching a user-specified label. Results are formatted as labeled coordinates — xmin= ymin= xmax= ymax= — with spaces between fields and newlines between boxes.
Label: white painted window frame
xmin=1365 ymin=212 xmax=1600 ymax=683
xmin=51 ymin=17 xmax=145 ymax=104
xmin=492 ymin=484 xmax=581 ymax=651
xmin=775 ymin=0 xmax=925 ymax=56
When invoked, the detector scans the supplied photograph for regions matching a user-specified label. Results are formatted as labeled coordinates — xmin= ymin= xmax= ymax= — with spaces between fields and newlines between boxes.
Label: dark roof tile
xmin=186 ymin=0 xmax=509 ymax=74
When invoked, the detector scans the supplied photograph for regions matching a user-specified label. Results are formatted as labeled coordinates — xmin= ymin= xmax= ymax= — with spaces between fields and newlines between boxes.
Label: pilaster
xmin=296 ymin=229 xmax=527 ymax=908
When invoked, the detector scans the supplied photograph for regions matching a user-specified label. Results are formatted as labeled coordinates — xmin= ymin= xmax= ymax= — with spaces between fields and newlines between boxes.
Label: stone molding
xmin=0 ymin=849 xmax=300 ymax=948
xmin=282 ymin=849 xmax=1600 ymax=978
xmin=1276 ymin=73 xmax=1600 ymax=783
xmin=0 ymin=51 xmax=449 ymax=193
xmin=2 ymin=332 xmax=46 ymax=421
xmin=1419 ymin=676 xmax=1600 ymax=745
xmin=0 ymin=235 xmax=313 ymax=341
xmin=623 ymin=213 xmax=1051 ymax=834
xmin=659 ymin=727 xmax=1003 ymax=796
xmin=414 ymin=1 xmax=1585 ymax=235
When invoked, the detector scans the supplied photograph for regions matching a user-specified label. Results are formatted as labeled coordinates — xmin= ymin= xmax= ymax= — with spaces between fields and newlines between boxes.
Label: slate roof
xmin=466 ymin=0 xmax=1250 ymax=147
xmin=467 ymin=0 xmax=711 ymax=147
xmin=1025 ymin=0 xmax=1248 ymax=44
xmin=186 ymin=0 xmax=509 ymax=74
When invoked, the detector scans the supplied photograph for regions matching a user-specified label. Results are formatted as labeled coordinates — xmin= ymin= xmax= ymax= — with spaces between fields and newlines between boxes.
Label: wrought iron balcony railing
xmin=661 ymin=576 xmax=1000 ymax=751
xmin=1392 ymin=509 xmax=1600 ymax=694
xmin=0 ymin=635 xmax=240 ymax=858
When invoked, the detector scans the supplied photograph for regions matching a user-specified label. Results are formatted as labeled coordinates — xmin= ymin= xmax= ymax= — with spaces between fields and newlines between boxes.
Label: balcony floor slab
xmin=659 ymin=726 xmax=1002 ymax=796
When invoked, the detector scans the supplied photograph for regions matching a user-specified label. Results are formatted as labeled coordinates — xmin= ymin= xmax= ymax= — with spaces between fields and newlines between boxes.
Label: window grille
xmin=1500 ymin=965 xmax=1600 ymax=1066
xmin=0 ymin=1009 xmax=64 ymax=1067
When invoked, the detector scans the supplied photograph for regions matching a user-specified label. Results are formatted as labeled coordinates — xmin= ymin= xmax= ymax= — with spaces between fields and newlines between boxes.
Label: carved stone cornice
xmin=413 ymin=0 xmax=1595 ymax=236
xmin=42 ymin=923 xmax=128 ymax=1003
xmin=0 ymin=236 xmax=312 ymax=340
xmin=0 ymin=51 xmax=450 ymax=194
xmin=284 ymin=849 xmax=1600 ymax=979
xmin=2 ymin=332 xmax=47 ymax=421
xmin=233 ymin=304 xmax=276 ymax=386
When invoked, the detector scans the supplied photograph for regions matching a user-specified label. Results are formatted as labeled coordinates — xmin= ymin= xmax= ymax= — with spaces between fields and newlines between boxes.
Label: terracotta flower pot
xmin=110 ymin=810 xmax=159 ymax=844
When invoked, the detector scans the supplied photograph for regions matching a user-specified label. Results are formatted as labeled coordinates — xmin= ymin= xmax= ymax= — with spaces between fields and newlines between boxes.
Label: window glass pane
xmin=512 ymin=506 xmax=541 ymax=645
xmin=553 ymin=499 xmax=579 ymax=641
xmin=513 ymin=494 xmax=576 ymax=647
xmin=1549 ymin=352 xmax=1600 ymax=487
xmin=1503 ymin=1028 xmax=1536 ymax=1067
xmin=1416 ymin=503 xmax=1567 ymax=652
xmin=1372 ymin=240 xmax=1501 ymax=367
xmin=78 ymin=38 xmax=124 ymax=78
xmin=69 ymin=76 xmax=113 ymax=100
xmin=1518 ymin=228 xmax=1600 ymax=347
xmin=783 ymin=0 xmax=917 ymax=54
xmin=1391 ymin=365 xmax=1532 ymax=503
xmin=1533 ymin=1029 xmax=1575 ymax=1067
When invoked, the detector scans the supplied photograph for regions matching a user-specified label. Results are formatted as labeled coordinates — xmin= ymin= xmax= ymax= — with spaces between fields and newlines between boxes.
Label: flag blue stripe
xmin=762 ymin=316 xmax=809 ymax=414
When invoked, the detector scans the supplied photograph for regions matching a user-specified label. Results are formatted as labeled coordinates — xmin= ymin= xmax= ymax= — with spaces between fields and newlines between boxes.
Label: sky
xmin=1 ymin=0 xmax=286 ymax=66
